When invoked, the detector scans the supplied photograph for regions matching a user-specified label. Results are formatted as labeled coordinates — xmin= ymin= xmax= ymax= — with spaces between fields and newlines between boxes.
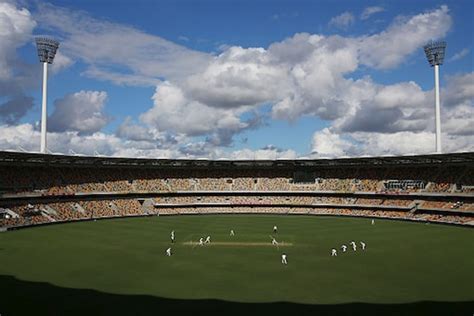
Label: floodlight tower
xmin=35 ymin=37 xmax=59 ymax=154
xmin=424 ymin=41 xmax=446 ymax=154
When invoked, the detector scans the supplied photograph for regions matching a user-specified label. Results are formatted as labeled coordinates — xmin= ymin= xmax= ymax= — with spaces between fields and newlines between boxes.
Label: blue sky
xmin=0 ymin=0 xmax=473 ymax=158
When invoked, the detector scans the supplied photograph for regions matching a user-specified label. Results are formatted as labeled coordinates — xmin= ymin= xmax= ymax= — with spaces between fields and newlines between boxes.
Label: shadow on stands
xmin=1 ymin=274 xmax=472 ymax=316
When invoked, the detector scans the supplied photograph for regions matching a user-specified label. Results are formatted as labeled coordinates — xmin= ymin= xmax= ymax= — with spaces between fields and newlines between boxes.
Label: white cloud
xmin=360 ymin=6 xmax=385 ymax=20
xmin=0 ymin=2 xmax=37 ymax=124
xmin=0 ymin=123 xmax=40 ymax=152
xmin=116 ymin=116 xmax=158 ymax=142
xmin=311 ymin=129 xmax=474 ymax=158
xmin=0 ymin=3 xmax=469 ymax=159
xmin=355 ymin=131 xmax=474 ymax=156
xmin=35 ymin=3 xmax=212 ymax=86
xmin=48 ymin=90 xmax=111 ymax=135
xmin=353 ymin=131 xmax=437 ymax=156
xmin=1 ymin=68 xmax=471 ymax=159
xmin=372 ymin=81 xmax=426 ymax=109
xmin=443 ymin=73 xmax=474 ymax=109
xmin=0 ymin=2 xmax=36 ymax=79
xmin=0 ymin=123 xmax=298 ymax=160
xmin=334 ymin=79 xmax=431 ymax=134
xmin=441 ymin=73 xmax=474 ymax=136
xmin=50 ymin=51 xmax=74 ymax=73
xmin=80 ymin=5 xmax=465 ymax=157
xmin=139 ymin=82 xmax=260 ymax=146
xmin=0 ymin=123 xmax=180 ymax=157
xmin=0 ymin=2 xmax=72 ymax=116
xmin=142 ymin=82 xmax=234 ymax=135
xmin=227 ymin=147 xmax=298 ymax=160
xmin=179 ymin=6 xmax=451 ymax=128
xmin=448 ymin=48 xmax=469 ymax=62
xmin=311 ymin=128 xmax=357 ymax=157
xmin=443 ymin=104 xmax=474 ymax=136
xmin=309 ymin=70 xmax=474 ymax=157
xmin=185 ymin=46 xmax=289 ymax=108
xmin=0 ymin=96 xmax=34 ymax=124
xmin=116 ymin=116 xmax=186 ymax=149
xmin=82 ymin=67 xmax=161 ymax=87
xmin=359 ymin=5 xmax=451 ymax=69
xmin=328 ymin=12 xmax=355 ymax=30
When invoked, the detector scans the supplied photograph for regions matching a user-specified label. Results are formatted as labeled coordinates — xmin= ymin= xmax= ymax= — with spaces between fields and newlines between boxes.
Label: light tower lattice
xmin=35 ymin=37 xmax=59 ymax=154
xmin=423 ymin=41 xmax=446 ymax=154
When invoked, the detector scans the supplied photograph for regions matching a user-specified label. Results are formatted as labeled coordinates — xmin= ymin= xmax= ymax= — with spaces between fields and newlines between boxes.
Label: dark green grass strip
xmin=0 ymin=274 xmax=473 ymax=316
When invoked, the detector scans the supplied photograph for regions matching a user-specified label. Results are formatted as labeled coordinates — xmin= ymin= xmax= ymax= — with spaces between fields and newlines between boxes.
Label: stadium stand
xmin=1 ymin=151 xmax=473 ymax=229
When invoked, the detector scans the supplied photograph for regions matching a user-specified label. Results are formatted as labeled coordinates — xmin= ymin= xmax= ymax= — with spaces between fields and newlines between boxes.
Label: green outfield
xmin=1 ymin=215 xmax=473 ymax=315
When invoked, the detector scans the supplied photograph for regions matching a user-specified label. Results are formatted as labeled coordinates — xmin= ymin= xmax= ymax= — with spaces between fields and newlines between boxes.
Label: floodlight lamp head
xmin=35 ymin=37 xmax=59 ymax=64
xmin=424 ymin=41 xmax=446 ymax=67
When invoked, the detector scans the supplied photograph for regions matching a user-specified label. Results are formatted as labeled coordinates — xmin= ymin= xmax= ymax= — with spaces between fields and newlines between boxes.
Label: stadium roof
xmin=0 ymin=151 xmax=473 ymax=169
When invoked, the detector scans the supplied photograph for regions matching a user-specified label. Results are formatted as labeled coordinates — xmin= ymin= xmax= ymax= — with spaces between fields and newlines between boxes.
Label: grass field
xmin=1 ymin=215 xmax=473 ymax=315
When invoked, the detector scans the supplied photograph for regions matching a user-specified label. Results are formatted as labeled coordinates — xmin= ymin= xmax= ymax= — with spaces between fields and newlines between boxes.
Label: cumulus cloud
xmin=0 ymin=96 xmax=34 ymax=124
xmin=310 ymin=70 xmax=474 ymax=157
xmin=328 ymin=12 xmax=355 ymax=30
xmin=141 ymin=82 xmax=237 ymax=135
xmin=116 ymin=117 xmax=158 ymax=142
xmin=0 ymin=3 xmax=469 ymax=159
xmin=0 ymin=123 xmax=181 ymax=157
xmin=179 ymin=6 xmax=451 ymax=129
xmin=0 ymin=2 xmax=36 ymax=79
xmin=116 ymin=116 xmax=184 ymax=149
xmin=353 ymin=131 xmax=438 ymax=156
xmin=311 ymin=129 xmax=474 ymax=158
xmin=0 ymin=2 xmax=71 ymax=126
xmin=443 ymin=73 xmax=474 ymax=109
xmin=443 ymin=104 xmax=474 ymax=136
xmin=437 ymin=73 xmax=474 ymax=137
xmin=48 ymin=90 xmax=111 ymax=135
xmin=0 ymin=123 xmax=299 ymax=160
xmin=31 ymin=3 xmax=458 ymax=157
xmin=360 ymin=6 xmax=385 ymax=20
xmin=139 ymin=82 xmax=262 ymax=146
xmin=334 ymin=80 xmax=431 ymax=133
xmin=0 ymin=2 xmax=38 ymax=124
xmin=185 ymin=47 xmax=289 ymax=108
xmin=46 ymin=5 xmax=466 ymax=157
xmin=311 ymin=128 xmax=357 ymax=157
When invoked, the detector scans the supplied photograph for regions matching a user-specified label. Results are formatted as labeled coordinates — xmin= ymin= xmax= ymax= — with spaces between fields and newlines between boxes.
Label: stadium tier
xmin=1 ymin=151 xmax=473 ymax=229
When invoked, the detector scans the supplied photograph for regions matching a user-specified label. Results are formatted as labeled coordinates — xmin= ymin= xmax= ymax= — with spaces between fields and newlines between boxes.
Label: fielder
xmin=360 ymin=241 xmax=366 ymax=250
xmin=199 ymin=237 xmax=204 ymax=246
xmin=331 ymin=248 xmax=337 ymax=256
xmin=273 ymin=225 xmax=278 ymax=233
xmin=281 ymin=253 xmax=288 ymax=265
xmin=205 ymin=235 xmax=211 ymax=244
xmin=165 ymin=247 xmax=172 ymax=256
xmin=230 ymin=229 xmax=235 ymax=236
xmin=271 ymin=237 xmax=279 ymax=246
xmin=350 ymin=241 xmax=357 ymax=251
xmin=341 ymin=244 xmax=347 ymax=253
xmin=371 ymin=219 xmax=375 ymax=225
xmin=170 ymin=230 xmax=175 ymax=243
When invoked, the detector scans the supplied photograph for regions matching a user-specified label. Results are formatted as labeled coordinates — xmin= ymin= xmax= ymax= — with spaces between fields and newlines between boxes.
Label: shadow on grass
xmin=1 ymin=275 xmax=472 ymax=316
